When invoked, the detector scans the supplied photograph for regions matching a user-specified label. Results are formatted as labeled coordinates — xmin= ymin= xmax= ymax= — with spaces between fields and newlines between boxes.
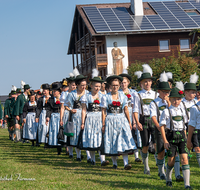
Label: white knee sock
xmin=90 ymin=151 xmax=95 ymax=162
xmin=134 ymin=149 xmax=139 ymax=159
xmin=75 ymin=148 xmax=81 ymax=158
xmin=122 ymin=154 xmax=129 ymax=166
xmin=86 ymin=150 xmax=91 ymax=160
xmin=196 ymin=153 xmax=200 ymax=167
xmin=98 ymin=151 xmax=105 ymax=164
xmin=111 ymin=156 xmax=117 ymax=166
xmin=182 ymin=165 xmax=190 ymax=187
xmin=174 ymin=155 xmax=180 ymax=178
xmin=68 ymin=146 xmax=73 ymax=156
xmin=166 ymin=164 xmax=174 ymax=182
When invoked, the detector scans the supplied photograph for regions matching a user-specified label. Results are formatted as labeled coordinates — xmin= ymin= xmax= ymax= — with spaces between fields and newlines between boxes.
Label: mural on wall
xmin=106 ymin=35 xmax=129 ymax=75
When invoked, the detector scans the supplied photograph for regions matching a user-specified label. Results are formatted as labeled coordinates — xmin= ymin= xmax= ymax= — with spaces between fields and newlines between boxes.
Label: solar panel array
xmin=82 ymin=1 xmax=200 ymax=33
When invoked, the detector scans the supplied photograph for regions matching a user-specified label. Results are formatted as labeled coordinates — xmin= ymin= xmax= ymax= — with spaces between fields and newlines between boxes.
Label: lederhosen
xmin=138 ymin=93 xmax=156 ymax=147
xmin=153 ymin=101 xmax=167 ymax=154
xmin=182 ymin=101 xmax=199 ymax=148
xmin=166 ymin=108 xmax=188 ymax=157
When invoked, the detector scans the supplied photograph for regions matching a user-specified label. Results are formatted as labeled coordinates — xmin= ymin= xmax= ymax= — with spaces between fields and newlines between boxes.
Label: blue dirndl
xmin=38 ymin=110 xmax=49 ymax=143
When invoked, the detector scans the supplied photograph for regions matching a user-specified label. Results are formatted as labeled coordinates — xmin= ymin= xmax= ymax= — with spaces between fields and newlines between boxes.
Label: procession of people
xmin=3 ymin=65 xmax=200 ymax=190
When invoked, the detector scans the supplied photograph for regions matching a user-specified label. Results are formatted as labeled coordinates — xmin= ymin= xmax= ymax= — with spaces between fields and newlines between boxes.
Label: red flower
xmin=116 ymin=102 xmax=120 ymax=106
xmin=94 ymin=100 xmax=100 ymax=104
xmin=126 ymin=94 xmax=131 ymax=99
xmin=179 ymin=91 xmax=184 ymax=95
xmin=56 ymin=101 xmax=61 ymax=104
xmin=112 ymin=101 xmax=117 ymax=106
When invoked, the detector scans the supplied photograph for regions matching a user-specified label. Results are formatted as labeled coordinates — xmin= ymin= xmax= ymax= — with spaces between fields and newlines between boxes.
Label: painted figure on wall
xmin=111 ymin=42 xmax=125 ymax=75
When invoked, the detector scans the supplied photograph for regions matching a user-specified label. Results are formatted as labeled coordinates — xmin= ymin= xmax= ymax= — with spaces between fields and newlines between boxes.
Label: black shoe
xmin=112 ymin=164 xmax=117 ymax=169
xmin=101 ymin=160 xmax=109 ymax=166
xmin=66 ymin=151 xmax=69 ymax=155
xmin=166 ymin=181 xmax=172 ymax=187
xmin=69 ymin=155 xmax=73 ymax=158
xmin=14 ymin=140 xmax=19 ymax=143
xmin=91 ymin=161 xmax=96 ymax=165
xmin=185 ymin=186 xmax=192 ymax=189
xmin=81 ymin=155 xmax=84 ymax=159
xmin=160 ymin=175 xmax=166 ymax=180
xmin=176 ymin=175 xmax=184 ymax=182
xmin=124 ymin=164 xmax=132 ymax=170
xmin=76 ymin=158 xmax=81 ymax=162
xmin=87 ymin=158 xmax=92 ymax=164
xmin=158 ymin=173 xmax=160 ymax=177
xmin=135 ymin=158 xmax=142 ymax=163
xmin=57 ymin=152 xmax=61 ymax=155
xmin=36 ymin=144 xmax=40 ymax=147
xmin=144 ymin=170 xmax=150 ymax=175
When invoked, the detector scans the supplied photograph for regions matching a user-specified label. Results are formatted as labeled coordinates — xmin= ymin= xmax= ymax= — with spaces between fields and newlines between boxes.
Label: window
xmin=159 ymin=40 xmax=170 ymax=51
xmin=180 ymin=39 xmax=190 ymax=50
xmin=187 ymin=12 xmax=198 ymax=16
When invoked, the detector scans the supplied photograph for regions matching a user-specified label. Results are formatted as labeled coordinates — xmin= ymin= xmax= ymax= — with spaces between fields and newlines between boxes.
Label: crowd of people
xmin=2 ymin=64 xmax=200 ymax=189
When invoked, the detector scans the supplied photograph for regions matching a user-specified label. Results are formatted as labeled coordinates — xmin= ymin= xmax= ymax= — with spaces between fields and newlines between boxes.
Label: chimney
xmin=131 ymin=0 xmax=144 ymax=16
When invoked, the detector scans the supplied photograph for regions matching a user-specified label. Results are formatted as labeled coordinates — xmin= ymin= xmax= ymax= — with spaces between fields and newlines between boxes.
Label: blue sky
xmin=0 ymin=0 xmax=174 ymax=95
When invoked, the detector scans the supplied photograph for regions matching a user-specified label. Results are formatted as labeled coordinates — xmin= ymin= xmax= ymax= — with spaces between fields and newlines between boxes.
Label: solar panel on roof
xmin=189 ymin=0 xmax=200 ymax=12
xmin=178 ymin=2 xmax=195 ymax=10
xmin=190 ymin=15 xmax=200 ymax=25
xmin=146 ymin=15 xmax=169 ymax=29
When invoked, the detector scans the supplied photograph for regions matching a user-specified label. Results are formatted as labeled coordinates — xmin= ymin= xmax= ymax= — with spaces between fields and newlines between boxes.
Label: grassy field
xmin=0 ymin=128 xmax=200 ymax=190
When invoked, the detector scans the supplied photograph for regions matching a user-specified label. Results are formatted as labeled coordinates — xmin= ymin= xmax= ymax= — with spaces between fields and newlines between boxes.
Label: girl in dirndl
xmin=65 ymin=68 xmax=89 ymax=162
xmin=100 ymin=75 xmax=137 ymax=170
xmin=23 ymin=90 xmax=37 ymax=146
xmin=36 ymin=83 xmax=51 ymax=145
xmin=60 ymin=72 xmax=76 ymax=157
xmin=119 ymin=70 xmax=142 ymax=163
xmin=47 ymin=82 xmax=63 ymax=155
xmin=80 ymin=69 xmax=109 ymax=166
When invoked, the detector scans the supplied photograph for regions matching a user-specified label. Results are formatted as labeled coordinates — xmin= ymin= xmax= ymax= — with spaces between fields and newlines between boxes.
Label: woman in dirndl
xmin=100 ymin=75 xmax=137 ymax=170
xmin=60 ymin=73 xmax=76 ymax=157
xmin=80 ymin=69 xmax=109 ymax=166
xmin=46 ymin=82 xmax=63 ymax=155
xmin=23 ymin=90 xmax=37 ymax=146
xmin=119 ymin=70 xmax=142 ymax=163
xmin=65 ymin=68 xmax=89 ymax=162
xmin=36 ymin=83 xmax=51 ymax=146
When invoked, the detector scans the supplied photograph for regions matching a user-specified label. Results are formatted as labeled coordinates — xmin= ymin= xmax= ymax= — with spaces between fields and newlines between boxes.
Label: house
xmin=67 ymin=0 xmax=200 ymax=79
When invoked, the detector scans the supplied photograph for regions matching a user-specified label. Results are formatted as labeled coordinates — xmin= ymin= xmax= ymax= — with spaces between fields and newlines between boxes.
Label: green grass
xmin=0 ymin=128 xmax=200 ymax=190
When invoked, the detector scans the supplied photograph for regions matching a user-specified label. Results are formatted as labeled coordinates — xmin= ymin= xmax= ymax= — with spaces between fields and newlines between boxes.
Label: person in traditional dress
xmin=46 ymin=82 xmax=63 ymax=155
xmin=65 ymin=68 xmax=89 ymax=162
xmin=23 ymin=90 xmax=37 ymax=146
xmin=81 ymin=69 xmax=109 ymax=166
xmin=100 ymin=82 xmax=107 ymax=95
xmin=36 ymin=84 xmax=51 ymax=146
xmin=36 ymin=91 xmax=43 ymax=100
xmin=60 ymin=72 xmax=76 ymax=157
xmin=133 ymin=64 xmax=157 ymax=175
xmin=119 ymin=69 xmax=142 ymax=163
xmin=100 ymin=75 xmax=136 ymax=170
xmin=160 ymin=82 xmax=192 ymax=189
xmin=150 ymin=72 xmax=171 ymax=180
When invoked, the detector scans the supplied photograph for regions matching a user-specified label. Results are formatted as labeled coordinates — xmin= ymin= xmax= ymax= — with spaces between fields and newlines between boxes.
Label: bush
xmin=128 ymin=54 xmax=200 ymax=88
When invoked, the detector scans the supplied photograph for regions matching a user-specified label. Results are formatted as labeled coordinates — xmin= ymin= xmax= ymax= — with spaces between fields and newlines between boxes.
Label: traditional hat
xmin=51 ymin=82 xmax=62 ymax=91
xmin=157 ymin=71 xmax=171 ymax=91
xmin=73 ymin=68 xmax=87 ymax=83
xmin=166 ymin=72 xmax=174 ymax=84
xmin=36 ymin=91 xmax=42 ymax=95
xmin=21 ymin=80 xmax=26 ymax=90
xmin=28 ymin=90 xmax=35 ymax=97
xmin=16 ymin=88 xmax=22 ymax=93
xmin=61 ymin=79 xmax=68 ymax=87
xmin=11 ymin=85 xmax=17 ymax=94
xmin=119 ymin=69 xmax=132 ymax=82
xmin=135 ymin=64 xmax=156 ymax=83
xmin=184 ymin=73 xmax=199 ymax=91
xmin=89 ymin=69 xmax=104 ymax=83
xmin=24 ymin=84 xmax=31 ymax=90
xmin=66 ymin=72 xmax=76 ymax=82
xmin=106 ymin=75 xmax=123 ymax=84
xmin=169 ymin=81 xmax=184 ymax=98
xmin=41 ymin=83 xmax=50 ymax=90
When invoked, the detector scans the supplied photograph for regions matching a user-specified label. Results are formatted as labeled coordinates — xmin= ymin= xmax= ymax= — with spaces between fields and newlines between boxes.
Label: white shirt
xmin=159 ymin=105 xmax=187 ymax=131
xmin=23 ymin=93 xmax=28 ymax=100
xmin=180 ymin=98 xmax=197 ymax=123
xmin=150 ymin=97 xmax=168 ymax=121
xmin=188 ymin=101 xmax=200 ymax=130
xmin=60 ymin=91 xmax=69 ymax=106
xmin=133 ymin=89 xmax=158 ymax=115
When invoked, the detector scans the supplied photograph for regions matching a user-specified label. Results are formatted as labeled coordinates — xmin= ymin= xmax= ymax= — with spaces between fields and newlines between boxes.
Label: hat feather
xmin=166 ymin=72 xmax=173 ymax=79
xmin=160 ymin=71 xmax=168 ymax=82
xmin=175 ymin=81 xmax=184 ymax=91
xmin=69 ymin=72 xmax=74 ymax=77
xmin=73 ymin=68 xmax=80 ymax=77
xmin=40 ymin=88 xmax=43 ymax=93
xmin=11 ymin=85 xmax=17 ymax=91
xmin=21 ymin=80 xmax=26 ymax=89
xmin=92 ymin=69 xmax=99 ymax=78
xmin=190 ymin=72 xmax=199 ymax=84
xmin=134 ymin=71 xmax=142 ymax=79
xmin=106 ymin=74 xmax=112 ymax=78
xmin=142 ymin=64 xmax=153 ymax=76
xmin=122 ymin=69 xmax=128 ymax=74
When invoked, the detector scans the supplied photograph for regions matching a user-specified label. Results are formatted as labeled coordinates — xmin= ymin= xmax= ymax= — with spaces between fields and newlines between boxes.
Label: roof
xmin=0 ymin=96 xmax=9 ymax=103
xmin=68 ymin=0 xmax=200 ymax=54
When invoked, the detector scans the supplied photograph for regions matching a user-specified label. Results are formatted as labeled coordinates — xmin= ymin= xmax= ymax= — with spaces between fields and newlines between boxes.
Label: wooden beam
xmin=72 ymin=49 xmax=75 ymax=69
xmin=94 ymin=37 xmax=98 ymax=70
xmin=75 ymin=33 xmax=79 ymax=69
xmin=89 ymin=35 xmax=92 ymax=71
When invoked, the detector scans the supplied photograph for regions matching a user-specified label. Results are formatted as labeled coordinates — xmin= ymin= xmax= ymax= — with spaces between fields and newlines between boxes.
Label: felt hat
xmin=169 ymin=82 xmax=184 ymax=98
xmin=135 ymin=64 xmax=156 ymax=83
xmin=36 ymin=91 xmax=42 ymax=95
xmin=89 ymin=69 xmax=104 ymax=83
xmin=41 ymin=83 xmax=50 ymax=90
xmin=16 ymin=88 xmax=22 ymax=93
xmin=119 ymin=69 xmax=132 ymax=82
xmin=184 ymin=73 xmax=199 ymax=91
xmin=72 ymin=68 xmax=87 ymax=82
xmin=106 ymin=75 xmax=123 ymax=84
xmin=157 ymin=71 xmax=171 ymax=91
xmin=66 ymin=72 xmax=76 ymax=82
xmin=51 ymin=82 xmax=62 ymax=91
xmin=28 ymin=90 xmax=35 ymax=97
xmin=10 ymin=85 xmax=17 ymax=94
xmin=24 ymin=84 xmax=31 ymax=90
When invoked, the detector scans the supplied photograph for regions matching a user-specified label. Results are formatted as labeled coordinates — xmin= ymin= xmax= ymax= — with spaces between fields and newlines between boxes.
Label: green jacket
xmin=4 ymin=98 xmax=12 ymax=118
xmin=0 ymin=105 xmax=2 ymax=120
xmin=13 ymin=94 xmax=29 ymax=116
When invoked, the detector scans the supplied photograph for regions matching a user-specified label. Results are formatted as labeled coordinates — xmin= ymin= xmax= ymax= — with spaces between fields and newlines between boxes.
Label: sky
xmin=0 ymin=0 xmax=175 ymax=95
